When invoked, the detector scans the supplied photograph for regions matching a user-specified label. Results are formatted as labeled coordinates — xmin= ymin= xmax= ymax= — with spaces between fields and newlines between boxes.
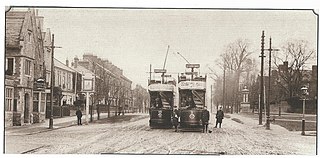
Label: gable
xmin=5 ymin=11 xmax=29 ymax=47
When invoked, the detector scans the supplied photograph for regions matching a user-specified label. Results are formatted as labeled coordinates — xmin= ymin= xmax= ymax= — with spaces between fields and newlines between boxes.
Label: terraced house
xmin=5 ymin=9 xmax=48 ymax=126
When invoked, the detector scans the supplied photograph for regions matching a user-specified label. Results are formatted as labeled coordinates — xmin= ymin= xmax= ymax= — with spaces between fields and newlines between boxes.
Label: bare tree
xmin=217 ymin=39 xmax=253 ymax=113
xmin=273 ymin=40 xmax=316 ymax=98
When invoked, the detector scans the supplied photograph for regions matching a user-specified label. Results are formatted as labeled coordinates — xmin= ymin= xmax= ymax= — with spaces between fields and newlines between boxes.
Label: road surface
xmin=5 ymin=113 xmax=316 ymax=155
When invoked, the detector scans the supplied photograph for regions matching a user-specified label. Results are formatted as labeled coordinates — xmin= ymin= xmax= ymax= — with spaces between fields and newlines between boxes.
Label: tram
xmin=178 ymin=64 xmax=207 ymax=130
xmin=148 ymin=69 xmax=176 ymax=128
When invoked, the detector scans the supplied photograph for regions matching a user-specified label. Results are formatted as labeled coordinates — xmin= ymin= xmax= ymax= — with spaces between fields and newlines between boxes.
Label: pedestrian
xmin=202 ymin=107 xmax=210 ymax=133
xmin=214 ymin=106 xmax=224 ymax=128
xmin=76 ymin=109 xmax=83 ymax=125
xmin=172 ymin=114 xmax=179 ymax=132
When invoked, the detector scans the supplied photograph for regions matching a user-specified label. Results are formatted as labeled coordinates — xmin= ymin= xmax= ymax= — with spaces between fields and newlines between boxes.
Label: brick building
xmin=70 ymin=54 xmax=133 ymax=115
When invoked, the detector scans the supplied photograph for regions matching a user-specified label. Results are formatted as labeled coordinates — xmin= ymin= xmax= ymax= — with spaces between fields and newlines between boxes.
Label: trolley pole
xmin=259 ymin=31 xmax=265 ymax=125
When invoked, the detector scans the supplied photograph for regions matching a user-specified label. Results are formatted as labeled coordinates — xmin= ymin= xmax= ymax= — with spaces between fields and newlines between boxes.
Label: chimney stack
xmin=66 ymin=59 xmax=69 ymax=67
xmin=74 ymin=57 xmax=79 ymax=68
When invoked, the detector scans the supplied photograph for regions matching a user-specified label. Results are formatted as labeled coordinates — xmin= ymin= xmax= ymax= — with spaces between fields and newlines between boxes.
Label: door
xmin=24 ymin=93 xmax=30 ymax=123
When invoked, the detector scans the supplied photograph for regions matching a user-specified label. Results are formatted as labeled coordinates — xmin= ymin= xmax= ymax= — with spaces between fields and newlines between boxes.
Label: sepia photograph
xmin=2 ymin=2 xmax=318 ymax=155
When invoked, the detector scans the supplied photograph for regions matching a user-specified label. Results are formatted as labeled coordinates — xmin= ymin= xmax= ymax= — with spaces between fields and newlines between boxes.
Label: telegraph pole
xmin=49 ymin=34 xmax=61 ymax=129
xmin=90 ymin=62 xmax=95 ymax=122
xmin=223 ymin=65 xmax=226 ymax=112
xmin=265 ymin=37 xmax=280 ymax=130
xmin=259 ymin=31 xmax=265 ymax=125
xmin=49 ymin=34 xmax=55 ymax=129
xmin=211 ymin=85 xmax=213 ymax=113
xmin=149 ymin=64 xmax=152 ymax=84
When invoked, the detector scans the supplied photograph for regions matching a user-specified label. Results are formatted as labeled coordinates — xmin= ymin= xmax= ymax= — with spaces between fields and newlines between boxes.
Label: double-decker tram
xmin=148 ymin=69 xmax=176 ymax=128
xmin=178 ymin=64 xmax=207 ymax=131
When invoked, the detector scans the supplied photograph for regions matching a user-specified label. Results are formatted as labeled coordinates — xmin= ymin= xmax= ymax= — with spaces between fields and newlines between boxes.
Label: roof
xmin=70 ymin=64 xmax=94 ymax=75
xmin=6 ymin=11 xmax=29 ymax=47
xmin=54 ymin=58 xmax=76 ymax=73
xmin=120 ymin=74 xmax=132 ymax=83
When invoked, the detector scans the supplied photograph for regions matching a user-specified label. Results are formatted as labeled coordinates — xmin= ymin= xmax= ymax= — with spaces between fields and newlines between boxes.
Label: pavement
xmin=4 ymin=112 xmax=124 ymax=136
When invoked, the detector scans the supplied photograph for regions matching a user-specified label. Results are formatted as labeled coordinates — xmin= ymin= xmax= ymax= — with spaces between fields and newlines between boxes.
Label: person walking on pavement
xmin=172 ymin=114 xmax=179 ymax=132
xmin=76 ymin=109 xmax=83 ymax=125
xmin=214 ymin=106 xmax=224 ymax=128
xmin=202 ymin=107 xmax=210 ymax=133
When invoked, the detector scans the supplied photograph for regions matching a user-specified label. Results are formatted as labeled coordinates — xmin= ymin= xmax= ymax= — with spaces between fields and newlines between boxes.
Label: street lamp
xmin=301 ymin=86 xmax=308 ymax=135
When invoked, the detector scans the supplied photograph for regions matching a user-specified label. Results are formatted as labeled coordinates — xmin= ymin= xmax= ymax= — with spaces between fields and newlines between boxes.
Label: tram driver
xmin=155 ymin=97 xmax=163 ymax=108
xmin=186 ymin=96 xmax=196 ymax=109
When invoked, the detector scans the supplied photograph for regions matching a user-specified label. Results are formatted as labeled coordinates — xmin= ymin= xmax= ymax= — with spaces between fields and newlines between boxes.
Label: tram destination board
xmin=154 ymin=69 xmax=167 ymax=73
xmin=186 ymin=64 xmax=200 ymax=68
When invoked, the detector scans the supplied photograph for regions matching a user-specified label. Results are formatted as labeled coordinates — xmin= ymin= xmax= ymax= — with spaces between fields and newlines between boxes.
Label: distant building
xmin=71 ymin=54 xmax=133 ymax=114
xmin=249 ymin=61 xmax=317 ymax=113
xmin=54 ymin=58 xmax=77 ymax=105
xmin=133 ymin=84 xmax=149 ymax=113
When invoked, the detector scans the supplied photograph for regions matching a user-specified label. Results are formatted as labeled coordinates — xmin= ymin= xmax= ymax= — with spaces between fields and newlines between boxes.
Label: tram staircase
xmin=159 ymin=92 xmax=171 ymax=108
xmin=192 ymin=90 xmax=204 ymax=108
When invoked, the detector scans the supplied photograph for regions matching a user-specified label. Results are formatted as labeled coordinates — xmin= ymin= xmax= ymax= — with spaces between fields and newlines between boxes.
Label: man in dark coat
xmin=76 ymin=109 xmax=83 ymax=125
xmin=202 ymin=108 xmax=210 ymax=133
xmin=214 ymin=106 xmax=224 ymax=128
xmin=172 ymin=114 xmax=179 ymax=132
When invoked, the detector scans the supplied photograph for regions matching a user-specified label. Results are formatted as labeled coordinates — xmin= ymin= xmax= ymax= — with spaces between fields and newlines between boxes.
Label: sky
xmin=8 ymin=7 xmax=319 ymax=89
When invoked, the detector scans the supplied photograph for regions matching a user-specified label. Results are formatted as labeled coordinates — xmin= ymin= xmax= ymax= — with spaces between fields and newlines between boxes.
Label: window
xmin=68 ymin=74 xmax=72 ymax=90
xmin=5 ymin=58 xmax=14 ymax=75
xmin=25 ymin=59 xmax=31 ymax=75
xmin=62 ymin=75 xmax=65 ymax=89
xmin=5 ymin=87 xmax=13 ymax=111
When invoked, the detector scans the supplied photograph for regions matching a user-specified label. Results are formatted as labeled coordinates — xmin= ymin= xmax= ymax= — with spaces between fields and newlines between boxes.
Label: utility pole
xmin=49 ymin=34 xmax=55 ymax=129
xmin=265 ymin=37 xmax=280 ymax=130
xmin=223 ymin=65 xmax=226 ymax=112
xmin=211 ymin=85 xmax=213 ymax=113
xmin=149 ymin=64 xmax=152 ymax=84
xmin=259 ymin=31 xmax=265 ymax=125
xmin=49 ymin=34 xmax=61 ymax=129
xmin=90 ymin=62 xmax=95 ymax=122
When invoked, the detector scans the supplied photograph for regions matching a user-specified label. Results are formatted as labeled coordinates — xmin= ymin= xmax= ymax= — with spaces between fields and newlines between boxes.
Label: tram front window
xmin=150 ymin=91 xmax=173 ymax=109
xmin=179 ymin=90 xmax=205 ymax=109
